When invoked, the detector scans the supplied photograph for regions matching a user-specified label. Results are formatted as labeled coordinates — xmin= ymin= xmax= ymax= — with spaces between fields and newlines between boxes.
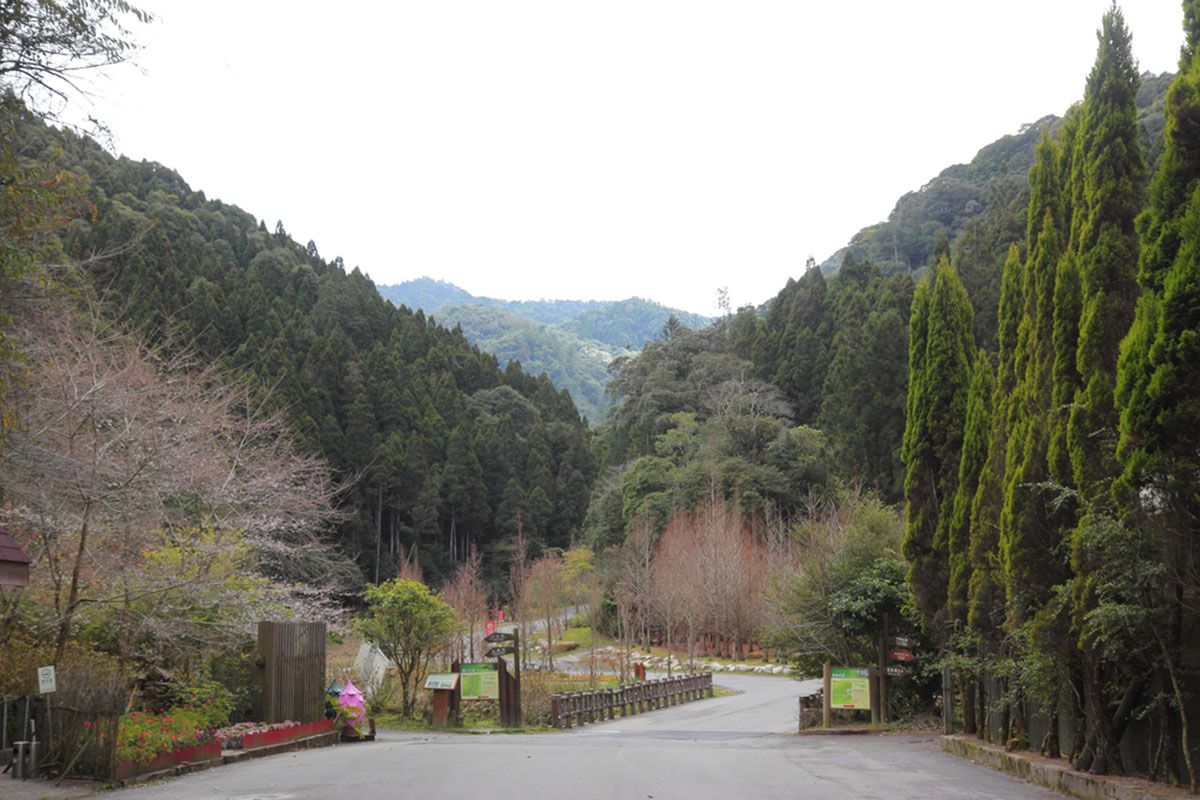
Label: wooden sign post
xmin=424 ymin=673 xmax=460 ymax=728
xmin=485 ymin=628 xmax=521 ymax=727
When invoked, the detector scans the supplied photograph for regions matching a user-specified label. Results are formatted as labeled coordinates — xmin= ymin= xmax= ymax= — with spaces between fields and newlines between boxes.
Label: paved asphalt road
xmin=111 ymin=674 xmax=1059 ymax=800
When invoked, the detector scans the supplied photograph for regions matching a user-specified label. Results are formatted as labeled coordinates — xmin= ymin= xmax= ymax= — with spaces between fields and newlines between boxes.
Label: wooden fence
xmin=257 ymin=621 xmax=327 ymax=724
xmin=550 ymin=673 xmax=713 ymax=729
xmin=2 ymin=695 xmax=120 ymax=781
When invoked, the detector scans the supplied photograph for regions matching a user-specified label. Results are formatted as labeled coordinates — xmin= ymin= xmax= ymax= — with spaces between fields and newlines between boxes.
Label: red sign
xmin=485 ymin=619 xmax=496 ymax=637
xmin=889 ymin=648 xmax=914 ymax=662
xmin=497 ymin=610 xmax=505 ymax=622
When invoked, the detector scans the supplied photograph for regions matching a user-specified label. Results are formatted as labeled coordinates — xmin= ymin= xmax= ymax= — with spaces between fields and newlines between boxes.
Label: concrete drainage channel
xmin=941 ymin=735 xmax=1191 ymax=800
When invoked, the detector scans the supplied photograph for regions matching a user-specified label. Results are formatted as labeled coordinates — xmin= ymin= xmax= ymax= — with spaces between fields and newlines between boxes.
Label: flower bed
xmin=114 ymin=739 xmax=221 ymax=780
xmin=115 ymin=708 xmax=215 ymax=767
xmin=216 ymin=718 xmax=333 ymax=750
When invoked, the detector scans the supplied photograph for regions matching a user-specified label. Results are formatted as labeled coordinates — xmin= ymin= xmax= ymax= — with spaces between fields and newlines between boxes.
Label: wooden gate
xmin=256 ymin=621 xmax=327 ymax=723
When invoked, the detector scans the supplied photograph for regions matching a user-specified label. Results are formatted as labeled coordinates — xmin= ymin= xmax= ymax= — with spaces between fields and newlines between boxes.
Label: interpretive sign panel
xmin=830 ymin=667 xmax=871 ymax=710
xmin=460 ymin=663 xmax=499 ymax=700
xmin=424 ymin=673 xmax=459 ymax=690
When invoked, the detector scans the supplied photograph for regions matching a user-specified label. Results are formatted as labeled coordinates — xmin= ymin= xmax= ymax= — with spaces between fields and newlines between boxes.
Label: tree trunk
xmin=55 ymin=503 xmax=93 ymax=662
xmin=374 ymin=482 xmax=383 ymax=584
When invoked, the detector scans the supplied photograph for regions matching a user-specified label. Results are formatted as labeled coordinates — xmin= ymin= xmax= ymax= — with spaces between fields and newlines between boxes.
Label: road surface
xmin=111 ymin=674 xmax=1059 ymax=800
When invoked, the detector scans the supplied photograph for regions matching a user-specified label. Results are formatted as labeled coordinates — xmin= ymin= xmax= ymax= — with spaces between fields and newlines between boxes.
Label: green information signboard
xmin=460 ymin=662 xmax=499 ymax=700
xmin=830 ymin=667 xmax=871 ymax=710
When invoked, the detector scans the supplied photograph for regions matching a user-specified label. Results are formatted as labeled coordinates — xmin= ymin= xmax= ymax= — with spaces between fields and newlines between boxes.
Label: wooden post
xmin=942 ymin=666 xmax=954 ymax=735
xmin=870 ymin=669 xmax=880 ymax=726
xmin=822 ymin=661 xmax=832 ymax=728
xmin=450 ymin=661 xmax=462 ymax=727
xmin=879 ymin=614 xmax=891 ymax=723
xmin=431 ymin=689 xmax=451 ymax=728
xmin=512 ymin=628 xmax=523 ymax=728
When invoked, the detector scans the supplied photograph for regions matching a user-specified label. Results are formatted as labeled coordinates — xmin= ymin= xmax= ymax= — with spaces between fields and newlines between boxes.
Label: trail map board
xmin=460 ymin=662 xmax=499 ymax=700
xmin=830 ymin=667 xmax=871 ymax=710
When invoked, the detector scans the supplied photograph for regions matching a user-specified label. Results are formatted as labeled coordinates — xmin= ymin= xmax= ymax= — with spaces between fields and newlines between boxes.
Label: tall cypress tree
xmin=1003 ymin=136 xmax=1070 ymax=626
xmin=1063 ymin=10 xmax=1145 ymax=776
xmin=1065 ymin=8 xmax=1144 ymax=503
xmin=947 ymin=349 xmax=993 ymax=629
xmin=1112 ymin=41 xmax=1200 ymax=784
xmin=954 ymin=245 xmax=1015 ymax=611
xmin=903 ymin=258 xmax=975 ymax=634
xmin=1118 ymin=0 xmax=1200 ymax=519
xmin=1134 ymin=0 xmax=1200 ymax=294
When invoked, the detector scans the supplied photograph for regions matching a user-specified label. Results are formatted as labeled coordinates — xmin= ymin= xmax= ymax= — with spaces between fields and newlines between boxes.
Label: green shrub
xmin=170 ymin=678 xmax=235 ymax=729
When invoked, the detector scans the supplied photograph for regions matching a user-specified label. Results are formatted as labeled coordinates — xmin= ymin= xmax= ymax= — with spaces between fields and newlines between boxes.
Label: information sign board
xmin=424 ymin=673 xmax=460 ymax=690
xmin=830 ymin=667 xmax=871 ymax=710
xmin=460 ymin=663 xmax=499 ymax=700
xmin=37 ymin=665 xmax=56 ymax=694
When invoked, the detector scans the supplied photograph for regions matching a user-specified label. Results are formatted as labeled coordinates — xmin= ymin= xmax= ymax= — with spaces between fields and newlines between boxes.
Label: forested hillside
xmin=6 ymin=101 xmax=594 ymax=587
xmin=379 ymin=279 xmax=711 ymax=423
xmin=379 ymin=278 xmax=710 ymax=346
xmin=821 ymin=72 xmax=1170 ymax=281
xmin=583 ymin=257 xmax=912 ymax=548
xmin=428 ymin=303 xmax=624 ymax=424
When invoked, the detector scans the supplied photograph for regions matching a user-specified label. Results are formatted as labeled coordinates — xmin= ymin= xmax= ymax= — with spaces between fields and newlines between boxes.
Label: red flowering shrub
xmin=115 ymin=708 xmax=214 ymax=764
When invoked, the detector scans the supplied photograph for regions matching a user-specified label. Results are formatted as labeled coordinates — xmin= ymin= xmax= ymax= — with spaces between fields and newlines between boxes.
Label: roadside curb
xmin=115 ymin=731 xmax=340 ymax=787
xmin=796 ymin=726 xmax=874 ymax=736
xmin=941 ymin=734 xmax=1191 ymax=800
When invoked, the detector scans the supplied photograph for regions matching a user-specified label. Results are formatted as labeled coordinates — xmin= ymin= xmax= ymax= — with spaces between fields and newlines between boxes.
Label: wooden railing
xmin=550 ymin=673 xmax=713 ymax=729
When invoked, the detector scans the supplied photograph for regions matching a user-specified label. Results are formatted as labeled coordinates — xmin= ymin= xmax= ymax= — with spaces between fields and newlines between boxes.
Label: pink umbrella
xmin=338 ymin=680 xmax=366 ymax=735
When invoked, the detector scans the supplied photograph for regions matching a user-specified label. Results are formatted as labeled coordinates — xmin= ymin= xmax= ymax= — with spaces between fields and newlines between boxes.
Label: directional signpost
xmin=484 ymin=629 xmax=521 ymax=727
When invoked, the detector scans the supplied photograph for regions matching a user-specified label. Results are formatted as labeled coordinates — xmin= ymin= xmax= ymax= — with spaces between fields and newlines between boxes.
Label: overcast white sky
xmin=75 ymin=1 xmax=1185 ymax=316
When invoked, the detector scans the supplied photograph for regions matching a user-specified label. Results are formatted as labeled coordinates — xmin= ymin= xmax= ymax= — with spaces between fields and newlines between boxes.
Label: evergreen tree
xmin=1002 ymin=136 xmax=1070 ymax=625
xmin=1135 ymin=0 xmax=1200 ymax=293
xmin=1065 ymin=8 xmax=1144 ymax=503
xmin=903 ymin=258 xmax=975 ymax=634
xmin=1118 ymin=0 xmax=1200 ymax=523
xmin=947 ymin=349 xmax=993 ymax=628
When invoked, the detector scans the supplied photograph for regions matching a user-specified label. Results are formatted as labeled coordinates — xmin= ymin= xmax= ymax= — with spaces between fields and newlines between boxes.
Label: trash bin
xmin=10 ymin=741 xmax=28 ymax=779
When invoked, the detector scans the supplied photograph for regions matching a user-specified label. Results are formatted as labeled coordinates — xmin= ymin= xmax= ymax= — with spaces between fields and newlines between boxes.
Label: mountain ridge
xmin=378 ymin=278 xmax=713 ymax=423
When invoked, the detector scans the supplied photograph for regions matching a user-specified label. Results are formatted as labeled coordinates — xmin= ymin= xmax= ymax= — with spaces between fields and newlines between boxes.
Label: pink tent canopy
xmin=338 ymin=680 xmax=366 ymax=733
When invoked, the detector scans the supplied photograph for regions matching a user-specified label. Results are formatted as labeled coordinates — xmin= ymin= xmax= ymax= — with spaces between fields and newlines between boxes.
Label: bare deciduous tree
xmin=1 ymin=307 xmax=356 ymax=665
xmin=522 ymin=553 xmax=565 ymax=671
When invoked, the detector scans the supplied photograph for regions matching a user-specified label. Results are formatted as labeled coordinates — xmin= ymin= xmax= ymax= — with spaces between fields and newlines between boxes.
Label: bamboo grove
xmin=902 ymin=5 xmax=1200 ymax=786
